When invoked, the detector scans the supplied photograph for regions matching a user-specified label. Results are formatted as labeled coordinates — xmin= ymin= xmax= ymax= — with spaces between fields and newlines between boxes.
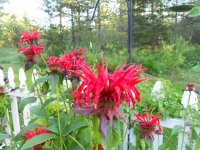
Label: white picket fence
xmin=0 ymin=67 xmax=199 ymax=150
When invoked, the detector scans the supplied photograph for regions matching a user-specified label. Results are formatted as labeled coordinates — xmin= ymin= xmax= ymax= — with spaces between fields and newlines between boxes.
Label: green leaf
xmin=105 ymin=121 xmax=121 ymax=150
xmin=30 ymin=105 xmax=46 ymax=117
xmin=0 ymin=133 xmax=11 ymax=140
xmin=171 ymin=125 xmax=184 ymax=136
xmin=42 ymin=97 xmax=56 ymax=109
xmin=19 ymin=97 xmax=37 ymax=112
xmin=48 ymin=124 xmax=59 ymax=134
xmin=63 ymin=119 xmax=88 ymax=136
xmin=20 ymin=134 xmax=56 ymax=150
xmin=48 ymin=74 xmax=59 ymax=92
xmin=188 ymin=7 xmax=200 ymax=17
xmin=30 ymin=76 xmax=49 ymax=91
xmin=41 ymin=81 xmax=50 ymax=95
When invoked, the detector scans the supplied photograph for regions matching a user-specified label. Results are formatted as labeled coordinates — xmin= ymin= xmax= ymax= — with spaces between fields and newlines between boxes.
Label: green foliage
xmin=134 ymin=37 xmax=190 ymax=76
xmin=188 ymin=6 xmax=200 ymax=17
xmin=137 ymin=79 xmax=183 ymax=119
xmin=20 ymin=134 xmax=57 ymax=150
xmin=0 ymin=15 xmax=35 ymax=47
xmin=171 ymin=125 xmax=184 ymax=136
xmin=43 ymin=25 xmax=71 ymax=56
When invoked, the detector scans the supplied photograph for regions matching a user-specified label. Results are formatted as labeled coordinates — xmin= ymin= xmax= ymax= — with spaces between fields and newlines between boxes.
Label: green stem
xmin=56 ymin=86 xmax=63 ymax=150
xmin=180 ymin=91 xmax=192 ymax=150
xmin=68 ymin=134 xmax=86 ymax=150
xmin=32 ymin=70 xmax=44 ymax=105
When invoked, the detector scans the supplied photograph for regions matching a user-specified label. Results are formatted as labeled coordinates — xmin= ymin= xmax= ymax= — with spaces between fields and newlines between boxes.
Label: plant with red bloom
xmin=73 ymin=57 xmax=144 ymax=139
xmin=45 ymin=56 xmax=62 ymax=73
xmin=132 ymin=109 xmax=163 ymax=142
xmin=18 ymin=29 xmax=44 ymax=70
xmin=24 ymin=126 xmax=51 ymax=150
xmin=57 ymin=48 xmax=87 ymax=88
xmin=20 ymin=29 xmax=41 ymax=45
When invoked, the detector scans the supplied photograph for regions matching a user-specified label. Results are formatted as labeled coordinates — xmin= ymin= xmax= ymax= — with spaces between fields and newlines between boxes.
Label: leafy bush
xmin=136 ymin=79 xmax=184 ymax=119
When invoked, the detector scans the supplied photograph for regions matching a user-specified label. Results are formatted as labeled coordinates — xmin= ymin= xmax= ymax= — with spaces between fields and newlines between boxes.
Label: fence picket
xmin=19 ymin=68 xmax=27 ymax=91
xmin=151 ymin=80 xmax=164 ymax=99
xmin=8 ymin=67 xmax=15 ymax=88
xmin=0 ymin=69 xmax=5 ymax=86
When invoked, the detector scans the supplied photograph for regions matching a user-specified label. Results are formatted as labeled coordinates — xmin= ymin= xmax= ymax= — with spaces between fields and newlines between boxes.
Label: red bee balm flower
xmin=20 ymin=29 xmax=41 ymax=45
xmin=73 ymin=58 xmax=144 ymax=139
xmin=24 ymin=126 xmax=51 ymax=150
xmin=18 ymin=29 xmax=44 ymax=70
xmin=132 ymin=109 xmax=163 ymax=142
xmin=45 ymin=56 xmax=62 ymax=73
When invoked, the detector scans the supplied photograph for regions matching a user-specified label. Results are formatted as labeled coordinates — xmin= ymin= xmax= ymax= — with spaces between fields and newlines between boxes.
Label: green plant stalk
xmin=180 ymin=91 xmax=192 ymax=150
xmin=66 ymin=80 xmax=72 ymax=111
xmin=56 ymin=86 xmax=63 ymax=150
xmin=58 ymin=84 xmax=68 ymax=113
xmin=68 ymin=134 xmax=86 ymax=150
xmin=32 ymin=70 xmax=44 ymax=105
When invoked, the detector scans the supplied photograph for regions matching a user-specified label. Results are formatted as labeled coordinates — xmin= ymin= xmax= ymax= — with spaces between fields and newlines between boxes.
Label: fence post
xmin=151 ymin=80 xmax=164 ymax=99
xmin=181 ymin=90 xmax=198 ymax=110
xmin=153 ymin=134 xmax=163 ymax=150
xmin=8 ymin=67 xmax=21 ymax=134
xmin=8 ymin=67 xmax=15 ymax=88
xmin=0 ymin=69 xmax=5 ymax=86
xmin=19 ymin=68 xmax=27 ymax=91
xmin=178 ymin=131 xmax=189 ymax=150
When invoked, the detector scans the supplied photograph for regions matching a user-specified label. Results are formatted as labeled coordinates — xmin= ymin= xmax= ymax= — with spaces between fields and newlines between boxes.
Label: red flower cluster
xmin=24 ymin=126 xmax=51 ymax=150
xmin=132 ymin=109 xmax=162 ymax=142
xmin=20 ymin=29 xmax=41 ymax=45
xmin=73 ymin=58 xmax=144 ymax=139
xmin=18 ymin=29 xmax=44 ymax=70
xmin=45 ymin=48 xmax=87 ymax=78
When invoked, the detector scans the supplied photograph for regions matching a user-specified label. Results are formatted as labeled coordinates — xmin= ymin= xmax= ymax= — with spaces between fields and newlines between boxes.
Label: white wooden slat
xmin=10 ymin=96 xmax=20 ymax=134
xmin=0 ymin=69 xmax=5 ymax=86
xmin=178 ymin=132 xmax=189 ymax=150
xmin=151 ymin=80 xmax=164 ymax=99
xmin=153 ymin=134 xmax=163 ymax=150
xmin=8 ymin=67 xmax=15 ymax=88
xmin=181 ymin=91 xmax=198 ymax=110
xmin=19 ymin=68 xmax=27 ymax=91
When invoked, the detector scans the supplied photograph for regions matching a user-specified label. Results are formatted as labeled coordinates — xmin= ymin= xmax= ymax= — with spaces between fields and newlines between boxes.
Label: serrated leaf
xmin=171 ymin=125 xmax=184 ymax=136
xmin=20 ymin=134 xmax=56 ymax=150
xmin=19 ymin=97 xmax=37 ymax=112
xmin=48 ymin=74 xmax=59 ymax=92
xmin=0 ymin=133 xmax=11 ymax=140
xmin=63 ymin=119 xmax=88 ymax=136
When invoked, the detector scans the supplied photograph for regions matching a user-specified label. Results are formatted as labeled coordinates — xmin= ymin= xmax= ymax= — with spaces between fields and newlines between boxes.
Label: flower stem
xmin=180 ymin=91 xmax=192 ymax=150
xmin=32 ymin=70 xmax=44 ymax=105
xmin=56 ymin=86 xmax=63 ymax=150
